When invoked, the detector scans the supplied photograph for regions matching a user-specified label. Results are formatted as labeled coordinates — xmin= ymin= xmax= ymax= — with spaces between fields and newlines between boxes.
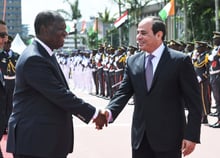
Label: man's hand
xmin=181 ymin=139 xmax=196 ymax=156
xmin=93 ymin=109 xmax=109 ymax=130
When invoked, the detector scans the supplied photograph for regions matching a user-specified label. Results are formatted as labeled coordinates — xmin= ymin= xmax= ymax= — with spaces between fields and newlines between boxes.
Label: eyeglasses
xmin=0 ymin=32 xmax=8 ymax=38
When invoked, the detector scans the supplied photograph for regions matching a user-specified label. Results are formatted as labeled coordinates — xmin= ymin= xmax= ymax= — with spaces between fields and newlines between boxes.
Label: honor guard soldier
xmin=95 ymin=45 xmax=105 ymax=97
xmin=185 ymin=42 xmax=195 ymax=58
xmin=102 ymin=46 xmax=111 ymax=99
xmin=91 ymin=49 xmax=99 ymax=95
xmin=167 ymin=40 xmax=182 ymax=51
xmin=126 ymin=45 xmax=138 ymax=59
xmin=81 ymin=50 xmax=93 ymax=94
xmin=107 ymin=46 xmax=117 ymax=98
xmin=58 ymin=53 xmax=70 ymax=83
xmin=114 ymin=46 xmax=127 ymax=90
xmin=179 ymin=41 xmax=186 ymax=53
xmin=1 ymin=35 xmax=20 ymax=133
xmin=208 ymin=31 xmax=220 ymax=128
xmin=192 ymin=41 xmax=211 ymax=124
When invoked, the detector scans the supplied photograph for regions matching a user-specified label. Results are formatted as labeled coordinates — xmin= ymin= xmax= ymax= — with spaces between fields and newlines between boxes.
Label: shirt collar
xmin=145 ymin=43 xmax=165 ymax=58
xmin=35 ymin=38 xmax=53 ymax=56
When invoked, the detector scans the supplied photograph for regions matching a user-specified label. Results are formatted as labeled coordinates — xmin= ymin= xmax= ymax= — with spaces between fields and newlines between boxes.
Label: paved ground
xmin=1 ymin=89 xmax=219 ymax=158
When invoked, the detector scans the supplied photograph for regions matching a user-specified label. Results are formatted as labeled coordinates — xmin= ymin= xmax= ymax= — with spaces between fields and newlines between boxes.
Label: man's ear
xmin=156 ymin=31 xmax=163 ymax=40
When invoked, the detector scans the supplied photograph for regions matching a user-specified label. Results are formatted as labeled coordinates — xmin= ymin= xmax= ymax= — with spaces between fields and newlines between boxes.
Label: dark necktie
xmin=146 ymin=54 xmax=154 ymax=90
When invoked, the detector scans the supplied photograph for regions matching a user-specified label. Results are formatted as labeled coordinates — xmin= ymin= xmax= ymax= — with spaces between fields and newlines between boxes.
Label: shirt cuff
xmin=106 ymin=109 xmax=113 ymax=122
xmin=92 ymin=109 xmax=99 ymax=119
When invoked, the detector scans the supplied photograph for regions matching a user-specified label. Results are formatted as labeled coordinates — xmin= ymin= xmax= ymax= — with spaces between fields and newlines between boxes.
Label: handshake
xmin=93 ymin=109 xmax=110 ymax=130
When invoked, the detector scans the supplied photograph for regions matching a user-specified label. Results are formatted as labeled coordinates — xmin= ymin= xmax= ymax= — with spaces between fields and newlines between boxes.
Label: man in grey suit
xmin=95 ymin=16 xmax=202 ymax=158
xmin=6 ymin=11 xmax=105 ymax=158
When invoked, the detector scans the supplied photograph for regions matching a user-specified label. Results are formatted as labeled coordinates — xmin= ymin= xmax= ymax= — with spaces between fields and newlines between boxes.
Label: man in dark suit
xmin=0 ymin=19 xmax=8 ymax=158
xmin=95 ymin=16 xmax=202 ymax=158
xmin=6 ymin=11 xmax=105 ymax=158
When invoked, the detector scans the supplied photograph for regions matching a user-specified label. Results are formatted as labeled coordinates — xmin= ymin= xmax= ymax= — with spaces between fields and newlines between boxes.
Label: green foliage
xmin=87 ymin=28 xmax=98 ymax=49
xmin=58 ymin=0 xmax=82 ymax=48
xmin=183 ymin=0 xmax=215 ymax=41
xmin=98 ymin=8 xmax=116 ymax=24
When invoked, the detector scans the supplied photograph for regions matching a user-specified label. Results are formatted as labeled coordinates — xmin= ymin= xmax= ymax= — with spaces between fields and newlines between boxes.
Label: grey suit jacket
xmin=107 ymin=46 xmax=202 ymax=152
xmin=6 ymin=40 xmax=96 ymax=157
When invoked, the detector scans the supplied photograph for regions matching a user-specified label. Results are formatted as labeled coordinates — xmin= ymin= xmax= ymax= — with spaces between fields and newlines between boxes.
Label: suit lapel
xmin=137 ymin=53 xmax=149 ymax=92
xmin=36 ymin=41 xmax=69 ymax=89
xmin=151 ymin=47 xmax=170 ymax=90
xmin=51 ymin=54 xmax=69 ymax=89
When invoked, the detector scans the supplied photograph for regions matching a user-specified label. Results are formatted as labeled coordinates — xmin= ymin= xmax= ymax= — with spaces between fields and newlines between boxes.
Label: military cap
xmin=213 ymin=31 xmax=220 ymax=39
xmin=168 ymin=40 xmax=182 ymax=46
xmin=207 ymin=43 xmax=213 ymax=50
xmin=186 ymin=42 xmax=194 ymax=46
xmin=128 ymin=45 xmax=137 ymax=50
xmin=110 ymin=46 xmax=115 ymax=51
xmin=195 ymin=41 xmax=208 ymax=49
xmin=118 ymin=46 xmax=126 ymax=52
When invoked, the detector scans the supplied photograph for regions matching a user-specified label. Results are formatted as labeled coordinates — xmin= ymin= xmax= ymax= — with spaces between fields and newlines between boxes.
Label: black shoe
xmin=104 ymin=96 xmax=110 ymax=100
xmin=96 ymin=94 xmax=103 ymax=98
xmin=211 ymin=105 xmax=217 ymax=109
xmin=209 ymin=111 xmax=219 ymax=117
xmin=210 ymin=122 xmax=220 ymax=128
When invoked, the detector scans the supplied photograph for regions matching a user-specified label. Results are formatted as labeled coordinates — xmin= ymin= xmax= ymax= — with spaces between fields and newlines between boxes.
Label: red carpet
xmin=0 ymin=134 xmax=13 ymax=158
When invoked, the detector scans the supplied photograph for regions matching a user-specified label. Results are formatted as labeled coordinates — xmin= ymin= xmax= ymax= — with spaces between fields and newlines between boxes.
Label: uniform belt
xmin=109 ymin=69 xmax=115 ymax=72
xmin=210 ymin=69 xmax=220 ymax=75
xmin=97 ymin=66 xmax=103 ymax=69
xmin=115 ymin=69 xmax=123 ymax=72
xmin=4 ymin=75 xmax=16 ymax=80
xmin=92 ymin=68 xmax=97 ymax=71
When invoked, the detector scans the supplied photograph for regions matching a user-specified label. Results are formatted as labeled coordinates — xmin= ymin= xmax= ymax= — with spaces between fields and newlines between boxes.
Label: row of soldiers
xmin=90 ymin=45 xmax=137 ymax=99
xmin=55 ymin=44 xmax=138 ymax=100
xmin=167 ymin=31 xmax=220 ymax=128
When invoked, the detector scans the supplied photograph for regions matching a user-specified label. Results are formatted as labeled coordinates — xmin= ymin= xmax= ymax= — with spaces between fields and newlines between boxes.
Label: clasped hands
xmin=93 ymin=109 xmax=109 ymax=130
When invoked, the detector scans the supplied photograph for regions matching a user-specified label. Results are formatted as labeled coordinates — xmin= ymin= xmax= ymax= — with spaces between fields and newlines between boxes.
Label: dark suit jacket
xmin=6 ymin=40 xmax=96 ymax=157
xmin=0 ymin=70 xmax=6 ymax=137
xmin=107 ymin=46 xmax=202 ymax=152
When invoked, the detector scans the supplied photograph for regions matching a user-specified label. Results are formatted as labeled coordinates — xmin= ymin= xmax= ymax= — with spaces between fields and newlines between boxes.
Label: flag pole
xmin=118 ymin=0 xmax=122 ymax=46
xmin=3 ymin=0 xmax=7 ymax=21
xmin=174 ymin=0 xmax=176 ymax=39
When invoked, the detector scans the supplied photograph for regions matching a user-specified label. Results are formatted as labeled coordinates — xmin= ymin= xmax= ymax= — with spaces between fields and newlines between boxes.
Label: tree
xmin=87 ymin=28 xmax=98 ymax=49
xmin=175 ymin=0 xmax=215 ymax=42
xmin=186 ymin=0 xmax=215 ymax=41
xmin=57 ymin=0 xmax=81 ymax=20
xmin=97 ymin=8 xmax=116 ymax=46
xmin=57 ymin=0 xmax=82 ymax=48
